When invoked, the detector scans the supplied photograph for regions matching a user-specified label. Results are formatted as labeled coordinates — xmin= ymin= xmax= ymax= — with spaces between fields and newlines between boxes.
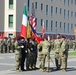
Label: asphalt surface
xmin=0 ymin=51 xmax=76 ymax=75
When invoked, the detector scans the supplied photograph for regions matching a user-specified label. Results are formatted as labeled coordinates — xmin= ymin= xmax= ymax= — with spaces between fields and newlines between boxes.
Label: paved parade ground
xmin=0 ymin=52 xmax=76 ymax=75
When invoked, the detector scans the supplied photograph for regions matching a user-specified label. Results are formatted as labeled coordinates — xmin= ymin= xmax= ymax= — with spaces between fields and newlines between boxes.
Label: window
xmin=60 ymin=8 xmax=62 ymax=14
xmin=60 ymin=22 xmax=62 ymax=28
xmin=46 ymin=20 xmax=48 ymax=31
xmin=27 ymin=0 xmax=30 ymax=11
xmin=51 ymin=21 xmax=53 ymax=31
xmin=28 ymin=16 xmax=29 ymax=20
xmin=75 ymin=0 xmax=76 ymax=5
xmin=68 ymin=0 xmax=70 ymax=6
xmin=8 ymin=15 xmax=13 ymax=28
xmin=64 ymin=9 xmax=66 ymax=19
xmin=9 ymin=0 xmax=13 ymax=9
xmin=56 ymin=21 xmax=57 ymax=27
xmin=68 ymin=23 xmax=69 ymax=33
xmin=64 ymin=23 xmax=66 ymax=32
xmin=8 ymin=34 xmax=13 ymax=38
xmin=75 ymin=12 xmax=76 ymax=18
xmin=56 ymin=7 xmax=58 ymax=14
xmin=41 ymin=3 xmax=43 ymax=11
xmin=46 ymin=5 xmax=48 ymax=15
xmin=51 ymin=0 xmax=53 ymax=2
xmin=71 ymin=24 xmax=73 ymax=30
xmin=41 ymin=19 xmax=43 ymax=26
xmin=71 ymin=0 xmax=73 ymax=4
xmin=71 ymin=11 xmax=73 ymax=17
xmin=68 ymin=10 xmax=70 ymax=19
xmin=51 ymin=6 xmax=53 ymax=16
xmin=35 ymin=18 xmax=37 ymax=25
xmin=35 ymin=2 xmax=37 ymax=9
xmin=64 ymin=0 xmax=66 ymax=5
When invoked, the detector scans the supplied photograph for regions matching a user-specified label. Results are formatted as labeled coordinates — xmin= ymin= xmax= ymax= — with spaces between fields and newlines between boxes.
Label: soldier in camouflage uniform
xmin=15 ymin=36 xmax=24 ymax=72
xmin=31 ymin=38 xmax=38 ymax=69
xmin=11 ymin=38 xmax=16 ymax=53
xmin=60 ymin=36 xmax=69 ymax=72
xmin=2 ymin=37 xmax=7 ymax=53
xmin=54 ymin=34 xmax=62 ymax=70
xmin=26 ymin=38 xmax=35 ymax=70
xmin=7 ymin=38 xmax=11 ymax=53
xmin=37 ymin=36 xmax=51 ymax=72
xmin=72 ymin=40 xmax=76 ymax=51
xmin=0 ymin=38 xmax=3 ymax=53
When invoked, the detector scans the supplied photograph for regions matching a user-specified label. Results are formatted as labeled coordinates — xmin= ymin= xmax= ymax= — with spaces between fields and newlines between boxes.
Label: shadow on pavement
xmin=67 ymin=67 xmax=76 ymax=72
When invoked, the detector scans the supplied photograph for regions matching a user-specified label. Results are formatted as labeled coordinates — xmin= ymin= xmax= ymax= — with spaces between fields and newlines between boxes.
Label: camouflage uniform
xmin=11 ymin=39 xmax=16 ymax=53
xmin=15 ymin=40 xmax=22 ymax=71
xmin=31 ymin=40 xmax=38 ymax=69
xmin=37 ymin=38 xmax=51 ymax=72
xmin=54 ymin=38 xmax=62 ymax=70
xmin=60 ymin=37 xmax=69 ymax=71
xmin=2 ymin=38 xmax=7 ymax=53
xmin=0 ymin=38 xmax=2 ymax=53
xmin=7 ymin=38 xmax=11 ymax=53
xmin=72 ymin=40 xmax=76 ymax=51
xmin=26 ymin=39 xmax=35 ymax=70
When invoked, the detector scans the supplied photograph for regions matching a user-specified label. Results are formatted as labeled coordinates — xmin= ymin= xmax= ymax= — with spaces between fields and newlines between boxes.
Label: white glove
xmin=25 ymin=50 xmax=27 ymax=53
xmin=21 ymin=45 xmax=24 ymax=48
xmin=31 ymin=48 xmax=33 ymax=50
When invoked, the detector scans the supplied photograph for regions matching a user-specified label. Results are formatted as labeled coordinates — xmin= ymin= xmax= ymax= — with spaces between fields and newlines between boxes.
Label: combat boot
xmin=46 ymin=68 xmax=51 ymax=72
xmin=40 ymin=68 xmax=45 ymax=72
xmin=16 ymin=69 xmax=22 ymax=72
xmin=61 ymin=69 xmax=66 ymax=72
xmin=29 ymin=66 xmax=33 ymax=70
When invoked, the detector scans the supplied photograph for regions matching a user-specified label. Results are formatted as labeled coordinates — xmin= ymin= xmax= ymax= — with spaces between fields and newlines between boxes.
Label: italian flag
xmin=20 ymin=5 xmax=27 ymax=38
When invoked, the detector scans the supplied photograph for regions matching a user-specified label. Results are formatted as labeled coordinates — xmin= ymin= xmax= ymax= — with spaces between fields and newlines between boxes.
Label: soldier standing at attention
xmin=54 ymin=34 xmax=62 ymax=70
xmin=60 ymin=36 xmax=69 ymax=72
xmin=2 ymin=37 xmax=7 ymax=53
xmin=72 ymin=39 xmax=76 ymax=51
xmin=37 ymin=36 xmax=51 ymax=72
xmin=15 ymin=36 xmax=24 ymax=72
xmin=20 ymin=36 xmax=27 ymax=71
xmin=7 ymin=38 xmax=11 ymax=53
xmin=0 ymin=37 xmax=3 ymax=53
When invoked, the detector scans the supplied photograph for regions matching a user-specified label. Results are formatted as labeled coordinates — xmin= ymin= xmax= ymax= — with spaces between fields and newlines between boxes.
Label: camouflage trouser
xmin=38 ymin=52 xmax=50 ymax=69
xmin=26 ymin=52 xmax=36 ymax=69
xmin=55 ymin=52 xmax=61 ymax=69
xmin=61 ymin=55 xmax=67 ymax=70
xmin=7 ymin=45 xmax=11 ymax=53
xmin=1 ymin=45 xmax=7 ymax=53
xmin=15 ymin=54 xmax=21 ymax=70
xmin=11 ymin=45 xmax=15 ymax=53
xmin=73 ymin=45 xmax=76 ymax=51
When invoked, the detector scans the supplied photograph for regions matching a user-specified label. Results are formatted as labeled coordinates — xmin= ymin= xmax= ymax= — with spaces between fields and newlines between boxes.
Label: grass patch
xmin=50 ymin=51 xmax=76 ymax=56
xmin=68 ymin=51 xmax=76 ymax=56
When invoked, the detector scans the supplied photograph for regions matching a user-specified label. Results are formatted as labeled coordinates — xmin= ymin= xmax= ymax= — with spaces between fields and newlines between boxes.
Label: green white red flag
xmin=20 ymin=5 xmax=27 ymax=38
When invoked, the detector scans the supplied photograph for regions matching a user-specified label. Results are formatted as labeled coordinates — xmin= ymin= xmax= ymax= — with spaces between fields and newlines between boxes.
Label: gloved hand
xmin=31 ymin=48 xmax=33 ymax=50
xmin=25 ymin=50 xmax=27 ymax=53
xmin=21 ymin=45 xmax=24 ymax=48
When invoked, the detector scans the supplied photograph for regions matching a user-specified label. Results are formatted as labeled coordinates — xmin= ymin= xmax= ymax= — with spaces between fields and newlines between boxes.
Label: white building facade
xmin=0 ymin=0 xmax=76 ymax=39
